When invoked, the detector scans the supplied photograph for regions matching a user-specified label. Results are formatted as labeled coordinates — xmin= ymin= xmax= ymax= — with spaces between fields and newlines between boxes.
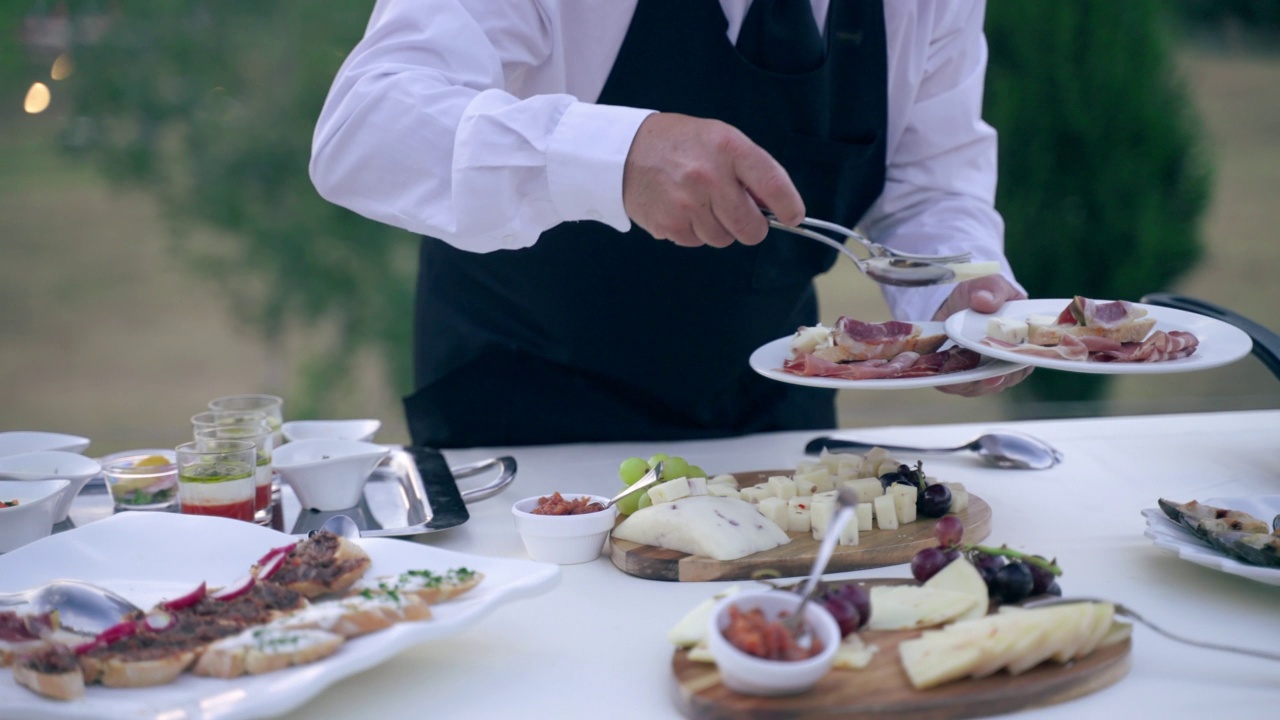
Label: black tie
xmin=736 ymin=0 xmax=826 ymax=74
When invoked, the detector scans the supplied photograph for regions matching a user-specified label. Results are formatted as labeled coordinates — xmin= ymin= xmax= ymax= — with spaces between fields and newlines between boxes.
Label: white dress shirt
xmin=310 ymin=0 xmax=1018 ymax=320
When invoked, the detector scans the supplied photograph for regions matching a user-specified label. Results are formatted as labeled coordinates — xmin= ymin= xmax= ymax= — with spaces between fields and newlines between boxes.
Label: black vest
xmin=405 ymin=0 xmax=887 ymax=448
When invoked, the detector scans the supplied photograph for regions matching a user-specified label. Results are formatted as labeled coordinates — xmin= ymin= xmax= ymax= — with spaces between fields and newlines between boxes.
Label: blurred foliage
xmin=984 ymin=0 xmax=1212 ymax=404
xmin=51 ymin=0 xmax=418 ymax=419
xmin=28 ymin=0 xmax=1217 ymax=414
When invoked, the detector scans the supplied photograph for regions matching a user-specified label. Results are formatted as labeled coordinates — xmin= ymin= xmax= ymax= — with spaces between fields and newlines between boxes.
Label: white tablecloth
xmin=284 ymin=410 xmax=1280 ymax=719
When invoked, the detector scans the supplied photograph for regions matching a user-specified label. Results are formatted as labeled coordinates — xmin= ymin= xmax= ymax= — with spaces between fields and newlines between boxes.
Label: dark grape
xmin=834 ymin=583 xmax=871 ymax=629
xmin=970 ymin=551 xmax=1006 ymax=594
xmin=1026 ymin=557 xmax=1056 ymax=596
xmin=942 ymin=547 xmax=961 ymax=565
xmin=1045 ymin=581 xmax=1063 ymax=597
xmin=878 ymin=471 xmax=914 ymax=490
xmin=990 ymin=561 xmax=1034 ymax=604
xmin=934 ymin=515 xmax=964 ymax=548
xmin=821 ymin=594 xmax=861 ymax=637
xmin=911 ymin=547 xmax=951 ymax=582
xmin=917 ymin=484 xmax=952 ymax=518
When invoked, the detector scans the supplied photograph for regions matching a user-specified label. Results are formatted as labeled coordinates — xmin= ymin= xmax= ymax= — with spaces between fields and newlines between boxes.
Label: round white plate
xmin=1141 ymin=495 xmax=1280 ymax=586
xmin=944 ymin=299 xmax=1254 ymax=374
xmin=748 ymin=321 xmax=1027 ymax=390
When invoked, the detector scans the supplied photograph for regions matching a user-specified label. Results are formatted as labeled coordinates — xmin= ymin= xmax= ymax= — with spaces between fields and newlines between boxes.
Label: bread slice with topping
xmin=268 ymin=531 xmax=371 ymax=599
xmin=14 ymin=645 xmax=86 ymax=701
xmin=193 ymin=626 xmax=343 ymax=679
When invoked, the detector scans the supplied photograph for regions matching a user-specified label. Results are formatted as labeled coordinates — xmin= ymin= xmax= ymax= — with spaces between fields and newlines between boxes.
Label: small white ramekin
xmin=511 ymin=494 xmax=616 ymax=565
xmin=707 ymin=588 xmax=840 ymax=696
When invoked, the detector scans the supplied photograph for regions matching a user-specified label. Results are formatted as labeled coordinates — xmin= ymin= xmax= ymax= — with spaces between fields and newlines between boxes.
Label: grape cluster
xmin=814 ymin=583 xmax=871 ymax=638
xmin=879 ymin=461 xmax=951 ymax=518
xmin=910 ymin=516 xmax=1063 ymax=605
xmin=614 ymin=453 xmax=706 ymax=515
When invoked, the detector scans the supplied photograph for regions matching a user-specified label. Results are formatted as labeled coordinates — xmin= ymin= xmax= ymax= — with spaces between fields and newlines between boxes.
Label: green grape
xmin=686 ymin=464 xmax=707 ymax=479
xmin=636 ymin=490 xmax=653 ymax=511
xmin=661 ymin=456 xmax=690 ymax=480
xmin=618 ymin=457 xmax=650 ymax=485
xmin=616 ymin=490 xmax=643 ymax=516
xmin=646 ymin=453 xmax=669 ymax=468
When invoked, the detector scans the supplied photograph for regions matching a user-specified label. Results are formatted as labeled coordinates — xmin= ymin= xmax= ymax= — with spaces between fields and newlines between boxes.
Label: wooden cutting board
xmin=672 ymin=579 xmax=1132 ymax=720
xmin=610 ymin=470 xmax=992 ymax=582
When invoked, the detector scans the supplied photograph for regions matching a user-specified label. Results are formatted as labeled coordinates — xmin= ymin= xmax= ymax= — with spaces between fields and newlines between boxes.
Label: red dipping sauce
xmin=182 ymin=498 xmax=255 ymax=522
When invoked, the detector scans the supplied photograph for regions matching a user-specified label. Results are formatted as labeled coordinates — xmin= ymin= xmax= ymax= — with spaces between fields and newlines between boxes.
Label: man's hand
xmin=622 ymin=113 xmax=804 ymax=248
xmin=932 ymin=275 xmax=1032 ymax=397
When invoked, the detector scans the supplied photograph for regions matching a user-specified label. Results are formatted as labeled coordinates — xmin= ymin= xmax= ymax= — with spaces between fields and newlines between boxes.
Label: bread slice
xmin=1027 ymin=317 xmax=1155 ymax=346
xmin=80 ymin=649 xmax=197 ymax=688
xmin=272 ymin=592 xmax=432 ymax=638
xmin=358 ymin=568 xmax=485 ymax=605
xmin=270 ymin=531 xmax=372 ymax=599
xmin=13 ymin=646 xmax=86 ymax=701
xmin=193 ymin=627 xmax=343 ymax=679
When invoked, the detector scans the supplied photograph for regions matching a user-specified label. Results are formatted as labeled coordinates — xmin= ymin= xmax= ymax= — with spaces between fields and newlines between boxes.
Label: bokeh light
xmin=24 ymin=83 xmax=52 ymax=114
xmin=51 ymin=54 xmax=75 ymax=81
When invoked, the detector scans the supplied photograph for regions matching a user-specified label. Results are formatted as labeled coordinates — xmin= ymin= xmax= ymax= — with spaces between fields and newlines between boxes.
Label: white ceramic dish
xmin=281 ymin=419 xmax=381 ymax=443
xmin=511 ymin=494 xmax=616 ymax=564
xmin=0 ymin=431 xmax=91 ymax=457
xmin=0 ymin=511 xmax=560 ymax=719
xmin=748 ymin=321 xmax=1026 ymax=390
xmin=1141 ymin=495 xmax=1280 ymax=587
xmin=0 ymin=451 xmax=102 ymax=522
xmin=0 ymin=479 xmax=70 ymax=553
xmin=707 ymin=588 xmax=840 ymax=696
xmin=945 ymin=299 xmax=1254 ymax=374
xmin=273 ymin=439 xmax=390 ymax=511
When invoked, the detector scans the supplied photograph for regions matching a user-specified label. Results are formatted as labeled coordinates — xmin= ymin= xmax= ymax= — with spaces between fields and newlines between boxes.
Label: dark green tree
xmin=55 ymin=1 xmax=418 ymax=418
xmin=984 ymin=0 xmax=1212 ymax=405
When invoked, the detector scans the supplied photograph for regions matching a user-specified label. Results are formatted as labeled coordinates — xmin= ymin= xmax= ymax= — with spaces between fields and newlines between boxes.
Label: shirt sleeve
xmin=308 ymin=0 xmax=654 ymax=251
xmin=862 ymin=0 xmax=1024 ymax=321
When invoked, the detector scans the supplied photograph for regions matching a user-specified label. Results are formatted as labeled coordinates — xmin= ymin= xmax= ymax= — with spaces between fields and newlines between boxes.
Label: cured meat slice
xmin=830 ymin=319 xmax=946 ymax=361
xmin=984 ymin=334 xmax=1091 ymax=362
xmin=1093 ymin=330 xmax=1198 ymax=362
xmin=783 ymin=352 xmax=922 ymax=380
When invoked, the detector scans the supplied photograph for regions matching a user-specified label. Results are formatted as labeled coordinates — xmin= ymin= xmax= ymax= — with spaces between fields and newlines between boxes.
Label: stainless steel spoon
xmin=782 ymin=486 xmax=859 ymax=648
xmin=1024 ymin=596 xmax=1280 ymax=662
xmin=318 ymin=513 xmax=362 ymax=539
xmin=602 ymin=461 xmax=666 ymax=510
xmin=805 ymin=431 xmax=1063 ymax=470
xmin=0 ymin=579 xmax=140 ymax=634
xmin=764 ymin=214 xmax=957 ymax=288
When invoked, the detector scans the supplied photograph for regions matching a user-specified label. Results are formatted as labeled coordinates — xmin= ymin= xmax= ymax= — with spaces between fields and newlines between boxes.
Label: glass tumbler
xmin=176 ymin=439 xmax=256 ymax=522
xmin=195 ymin=419 xmax=274 ymax=524
xmin=208 ymin=394 xmax=284 ymax=446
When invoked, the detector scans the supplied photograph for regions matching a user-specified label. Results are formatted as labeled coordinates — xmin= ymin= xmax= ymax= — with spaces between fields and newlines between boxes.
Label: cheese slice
xmin=922 ymin=558 xmax=989 ymax=621
xmin=611 ymin=496 xmax=791 ymax=561
xmin=867 ymin=585 xmax=979 ymax=631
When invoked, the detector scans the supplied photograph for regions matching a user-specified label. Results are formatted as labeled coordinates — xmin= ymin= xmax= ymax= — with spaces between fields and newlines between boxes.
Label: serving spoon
xmin=1023 ymin=596 xmax=1280 ymax=662
xmin=0 ymin=580 xmax=140 ymax=635
xmin=782 ymin=486 xmax=859 ymax=648
xmin=763 ymin=213 xmax=958 ymax=288
xmin=805 ymin=431 xmax=1063 ymax=471
xmin=602 ymin=461 xmax=666 ymax=510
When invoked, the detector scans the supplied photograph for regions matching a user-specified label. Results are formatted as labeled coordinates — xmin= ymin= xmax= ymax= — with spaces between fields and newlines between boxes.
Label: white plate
xmin=1141 ymin=495 xmax=1280 ymax=587
xmin=0 ymin=512 xmax=560 ymax=719
xmin=944 ymin=299 xmax=1254 ymax=374
xmin=748 ymin=321 xmax=1027 ymax=390
xmin=0 ymin=432 xmax=91 ymax=457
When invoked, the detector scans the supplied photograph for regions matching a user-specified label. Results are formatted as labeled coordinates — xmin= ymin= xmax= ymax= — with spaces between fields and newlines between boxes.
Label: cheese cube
xmin=648 ymin=477 xmax=691 ymax=505
xmin=787 ymin=496 xmax=812 ymax=533
xmin=837 ymin=506 xmax=860 ymax=546
xmin=840 ymin=477 xmax=884 ymax=504
xmin=767 ymin=475 xmax=796 ymax=501
xmin=794 ymin=467 xmax=831 ymax=494
xmin=889 ymin=484 xmax=918 ymax=524
xmin=686 ymin=477 xmax=708 ymax=496
xmin=708 ymin=473 xmax=739 ymax=489
xmin=757 ymin=496 xmax=789 ymax=530
xmin=986 ymin=316 xmax=1029 ymax=344
xmin=1026 ymin=313 xmax=1059 ymax=328
xmin=810 ymin=501 xmax=835 ymax=541
xmin=738 ymin=485 xmax=773 ymax=504
xmin=817 ymin=451 xmax=842 ymax=474
xmin=946 ymin=483 xmax=969 ymax=514
xmin=706 ymin=484 xmax=740 ymax=500
xmin=855 ymin=503 xmax=874 ymax=533
xmin=874 ymin=494 xmax=899 ymax=530
xmin=794 ymin=460 xmax=825 ymax=475
xmin=836 ymin=455 xmax=864 ymax=480
xmin=863 ymin=447 xmax=891 ymax=470
xmin=812 ymin=489 xmax=837 ymax=504
xmin=876 ymin=457 xmax=904 ymax=478
xmin=793 ymin=475 xmax=818 ymax=497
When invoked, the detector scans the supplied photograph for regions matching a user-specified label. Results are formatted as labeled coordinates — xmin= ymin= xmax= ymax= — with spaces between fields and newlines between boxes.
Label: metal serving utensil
xmin=805 ymin=431 xmax=1064 ymax=471
xmin=602 ymin=461 xmax=666 ymax=510
xmin=1023 ymin=596 xmax=1280 ymax=662
xmin=782 ymin=486 xmax=859 ymax=647
xmin=0 ymin=579 xmax=140 ymax=634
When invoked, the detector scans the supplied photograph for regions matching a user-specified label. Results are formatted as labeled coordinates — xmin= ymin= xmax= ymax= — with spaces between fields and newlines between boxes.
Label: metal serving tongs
xmin=763 ymin=211 xmax=966 ymax=288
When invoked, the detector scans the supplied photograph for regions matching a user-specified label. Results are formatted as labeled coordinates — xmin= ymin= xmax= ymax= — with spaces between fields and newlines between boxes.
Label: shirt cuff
xmin=546 ymin=102 xmax=656 ymax=231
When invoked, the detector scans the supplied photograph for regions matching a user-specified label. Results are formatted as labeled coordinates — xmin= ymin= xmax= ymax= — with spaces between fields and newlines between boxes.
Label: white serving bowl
xmin=707 ymin=588 xmax=841 ymax=696
xmin=281 ymin=419 xmax=381 ymax=444
xmin=510 ymin=494 xmax=616 ymax=565
xmin=0 ymin=431 xmax=91 ymax=457
xmin=0 ymin=479 xmax=71 ymax=553
xmin=0 ymin=451 xmax=102 ymax=523
xmin=272 ymin=439 xmax=389 ymax=511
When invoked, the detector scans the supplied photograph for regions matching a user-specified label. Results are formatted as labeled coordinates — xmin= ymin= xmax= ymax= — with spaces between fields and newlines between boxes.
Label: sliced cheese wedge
xmin=866 ymin=585 xmax=979 ymax=631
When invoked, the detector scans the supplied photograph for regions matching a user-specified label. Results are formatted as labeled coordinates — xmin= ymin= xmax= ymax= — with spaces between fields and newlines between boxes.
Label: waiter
xmin=310 ymin=0 xmax=1026 ymax=448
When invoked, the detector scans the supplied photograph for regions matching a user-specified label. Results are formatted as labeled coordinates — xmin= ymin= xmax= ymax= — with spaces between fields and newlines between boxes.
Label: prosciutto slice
xmin=782 ymin=346 xmax=981 ymax=381
xmin=829 ymin=318 xmax=946 ymax=360
xmin=984 ymin=334 xmax=1091 ymax=361
xmin=1058 ymin=296 xmax=1147 ymax=328
xmin=1093 ymin=330 xmax=1199 ymax=362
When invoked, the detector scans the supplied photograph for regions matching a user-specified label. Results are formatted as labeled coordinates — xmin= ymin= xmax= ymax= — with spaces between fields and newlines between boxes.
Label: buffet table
xmin=279 ymin=410 xmax=1279 ymax=719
